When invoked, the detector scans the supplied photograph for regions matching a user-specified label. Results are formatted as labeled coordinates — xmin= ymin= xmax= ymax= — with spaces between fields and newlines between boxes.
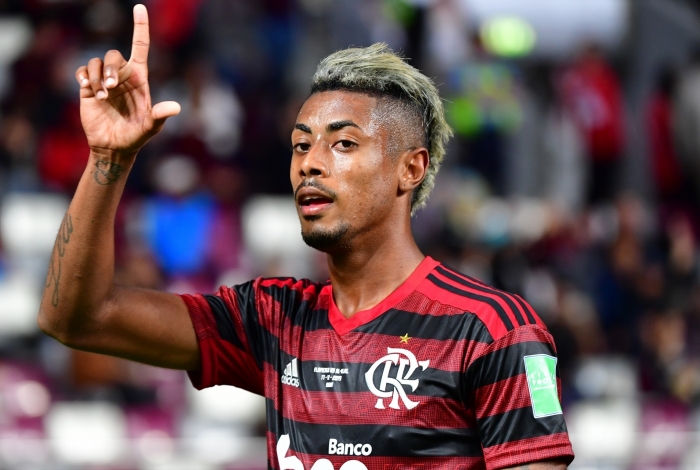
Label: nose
xmin=298 ymin=141 xmax=330 ymax=178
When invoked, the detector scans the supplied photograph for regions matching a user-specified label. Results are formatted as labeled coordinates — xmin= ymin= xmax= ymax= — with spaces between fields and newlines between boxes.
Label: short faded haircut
xmin=310 ymin=43 xmax=452 ymax=214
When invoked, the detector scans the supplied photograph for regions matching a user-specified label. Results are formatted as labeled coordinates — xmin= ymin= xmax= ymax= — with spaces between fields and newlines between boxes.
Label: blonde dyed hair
xmin=311 ymin=43 xmax=452 ymax=214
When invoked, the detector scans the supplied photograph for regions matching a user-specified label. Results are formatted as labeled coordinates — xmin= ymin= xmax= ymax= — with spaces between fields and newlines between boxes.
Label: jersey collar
xmin=325 ymin=256 xmax=439 ymax=336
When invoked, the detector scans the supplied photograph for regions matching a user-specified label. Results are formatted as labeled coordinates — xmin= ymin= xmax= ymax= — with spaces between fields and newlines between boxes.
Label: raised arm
xmin=38 ymin=5 xmax=199 ymax=370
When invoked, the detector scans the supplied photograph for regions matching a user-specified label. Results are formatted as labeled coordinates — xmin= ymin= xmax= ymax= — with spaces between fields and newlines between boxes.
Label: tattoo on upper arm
xmin=94 ymin=160 xmax=123 ymax=185
xmin=45 ymin=214 xmax=73 ymax=307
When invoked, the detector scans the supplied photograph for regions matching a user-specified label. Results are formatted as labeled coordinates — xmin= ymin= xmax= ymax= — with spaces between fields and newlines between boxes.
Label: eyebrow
xmin=293 ymin=120 xmax=363 ymax=135
xmin=294 ymin=123 xmax=312 ymax=134
xmin=327 ymin=120 xmax=362 ymax=133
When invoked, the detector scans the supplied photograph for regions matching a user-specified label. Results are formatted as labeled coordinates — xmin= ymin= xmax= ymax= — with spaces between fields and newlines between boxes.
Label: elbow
xmin=37 ymin=307 xmax=68 ymax=344
xmin=37 ymin=306 xmax=83 ymax=348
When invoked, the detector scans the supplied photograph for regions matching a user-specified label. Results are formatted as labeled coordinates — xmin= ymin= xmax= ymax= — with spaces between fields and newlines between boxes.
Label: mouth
xmin=297 ymin=190 xmax=334 ymax=217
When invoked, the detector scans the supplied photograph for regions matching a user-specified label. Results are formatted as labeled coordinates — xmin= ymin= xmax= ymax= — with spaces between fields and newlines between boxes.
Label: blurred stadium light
xmin=480 ymin=17 xmax=537 ymax=57
xmin=0 ymin=193 xmax=68 ymax=336
xmin=45 ymin=402 xmax=127 ymax=465
xmin=185 ymin=384 xmax=266 ymax=465
xmin=142 ymin=459 xmax=218 ymax=470
xmin=567 ymin=399 xmax=640 ymax=465
xmin=188 ymin=384 xmax=265 ymax=426
xmin=181 ymin=418 xmax=266 ymax=466
xmin=464 ymin=0 xmax=628 ymax=57
xmin=0 ymin=271 xmax=41 ymax=336
xmin=574 ymin=357 xmax=638 ymax=400
xmin=0 ymin=18 xmax=32 ymax=65
xmin=0 ymin=17 xmax=32 ymax=97
xmin=1 ymin=193 xmax=68 ymax=259
xmin=243 ymin=196 xmax=317 ymax=279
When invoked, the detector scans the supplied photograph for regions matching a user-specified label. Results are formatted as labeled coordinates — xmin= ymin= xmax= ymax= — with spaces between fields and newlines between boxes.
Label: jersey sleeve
xmin=465 ymin=324 xmax=575 ymax=469
xmin=179 ymin=279 xmax=266 ymax=395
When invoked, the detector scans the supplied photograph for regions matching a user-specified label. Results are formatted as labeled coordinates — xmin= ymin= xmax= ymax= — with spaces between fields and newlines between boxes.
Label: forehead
xmin=296 ymin=90 xmax=379 ymax=130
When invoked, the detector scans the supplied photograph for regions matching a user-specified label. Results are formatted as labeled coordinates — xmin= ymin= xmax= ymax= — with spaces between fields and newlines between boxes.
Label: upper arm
xmin=466 ymin=325 xmax=575 ymax=469
xmin=57 ymin=285 xmax=200 ymax=370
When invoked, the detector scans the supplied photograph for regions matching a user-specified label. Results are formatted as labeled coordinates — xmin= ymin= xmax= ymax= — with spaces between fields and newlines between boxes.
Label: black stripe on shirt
xmin=298 ymin=359 xmax=464 ymax=400
xmin=355 ymin=308 xmax=494 ymax=344
xmin=203 ymin=294 xmax=244 ymax=350
xmin=267 ymin=344 xmax=464 ymax=401
xmin=231 ymin=281 xmax=266 ymax=369
xmin=437 ymin=265 xmax=530 ymax=326
xmin=478 ymin=406 xmax=569 ymax=448
xmin=427 ymin=274 xmax=515 ymax=331
xmin=259 ymin=284 xmax=333 ymax=332
xmin=443 ymin=264 xmax=538 ymax=325
xmin=465 ymin=340 xmax=557 ymax=390
xmin=268 ymin=411 xmax=484 ymax=458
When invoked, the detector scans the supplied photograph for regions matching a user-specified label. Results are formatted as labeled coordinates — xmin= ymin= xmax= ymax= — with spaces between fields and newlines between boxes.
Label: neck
xmin=326 ymin=221 xmax=424 ymax=319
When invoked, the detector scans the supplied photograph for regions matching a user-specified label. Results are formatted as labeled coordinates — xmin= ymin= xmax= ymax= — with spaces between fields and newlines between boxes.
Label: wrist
xmin=89 ymin=148 xmax=138 ymax=163
xmin=89 ymin=150 xmax=134 ymax=187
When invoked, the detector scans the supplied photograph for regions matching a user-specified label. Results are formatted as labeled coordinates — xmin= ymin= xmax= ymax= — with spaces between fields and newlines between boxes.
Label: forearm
xmin=38 ymin=150 xmax=133 ymax=344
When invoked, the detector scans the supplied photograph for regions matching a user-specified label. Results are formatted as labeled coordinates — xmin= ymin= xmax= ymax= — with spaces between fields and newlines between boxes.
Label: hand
xmin=75 ymin=4 xmax=180 ymax=156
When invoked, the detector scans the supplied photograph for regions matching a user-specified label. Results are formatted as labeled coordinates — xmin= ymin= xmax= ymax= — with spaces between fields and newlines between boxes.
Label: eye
xmin=334 ymin=140 xmax=356 ymax=150
xmin=293 ymin=143 xmax=310 ymax=153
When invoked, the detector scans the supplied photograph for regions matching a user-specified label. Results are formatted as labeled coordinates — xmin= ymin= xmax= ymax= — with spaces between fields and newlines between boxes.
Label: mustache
xmin=294 ymin=180 xmax=338 ymax=200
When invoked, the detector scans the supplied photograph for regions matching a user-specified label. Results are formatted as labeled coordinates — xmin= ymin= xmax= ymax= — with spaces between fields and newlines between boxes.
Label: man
xmin=38 ymin=5 xmax=574 ymax=469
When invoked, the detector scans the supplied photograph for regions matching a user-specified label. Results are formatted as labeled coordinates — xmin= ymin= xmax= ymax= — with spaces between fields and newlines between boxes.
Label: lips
xmin=297 ymin=188 xmax=334 ymax=216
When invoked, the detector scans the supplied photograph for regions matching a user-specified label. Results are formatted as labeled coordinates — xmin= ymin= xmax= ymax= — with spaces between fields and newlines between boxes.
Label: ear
xmin=397 ymin=147 xmax=429 ymax=194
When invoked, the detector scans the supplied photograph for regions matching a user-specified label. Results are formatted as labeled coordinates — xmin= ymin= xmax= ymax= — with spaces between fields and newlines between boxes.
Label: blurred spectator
xmin=673 ymin=50 xmax=700 ymax=219
xmin=158 ymin=57 xmax=244 ymax=160
xmin=133 ymin=155 xmax=216 ymax=292
xmin=647 ymin=66 xmax=685 ymax=206
xmin=558 ymin=43 xmax=626 ymax=204
xmin=447 ymin=35 xmax=524 ymax=195
xmin=0 ymin=111 xmax=37 ymax=191
xmin=37 ymin=103 xmax=88 ymax=192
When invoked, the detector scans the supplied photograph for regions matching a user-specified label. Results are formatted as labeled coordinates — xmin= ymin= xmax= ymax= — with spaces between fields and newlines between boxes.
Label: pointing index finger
xmin=130 ymin=4 xmax=150 ymax=65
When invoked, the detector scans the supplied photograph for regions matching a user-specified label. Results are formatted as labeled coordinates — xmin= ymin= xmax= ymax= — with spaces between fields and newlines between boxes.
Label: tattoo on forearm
xmin=94 ymin=160 xmax=123 ymax=185
xmin=45 ymin=214 xmax=73 ymax=307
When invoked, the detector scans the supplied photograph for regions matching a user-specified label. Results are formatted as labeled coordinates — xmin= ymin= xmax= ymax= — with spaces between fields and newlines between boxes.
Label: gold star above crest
xmin=399 ymin=333 xmax=411 ymax=344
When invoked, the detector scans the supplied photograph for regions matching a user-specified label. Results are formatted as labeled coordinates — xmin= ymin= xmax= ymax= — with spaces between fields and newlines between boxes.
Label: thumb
xmin=151 ymin=101 xmax=181 ymax=122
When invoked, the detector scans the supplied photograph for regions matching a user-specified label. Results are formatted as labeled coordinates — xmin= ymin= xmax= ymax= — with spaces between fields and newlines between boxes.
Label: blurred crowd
xmin=0 ymin=0 xmax=699 ymax=468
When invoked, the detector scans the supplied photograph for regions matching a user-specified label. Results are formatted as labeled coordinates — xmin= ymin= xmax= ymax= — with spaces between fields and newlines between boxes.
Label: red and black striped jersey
xmin=180 ymin=256 xmax=575 ymax=470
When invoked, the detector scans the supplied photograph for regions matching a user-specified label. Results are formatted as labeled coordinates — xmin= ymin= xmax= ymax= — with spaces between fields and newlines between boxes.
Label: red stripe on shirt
xmin=180 ymin=293 xmax=219 ymax=341
xmin=482 ymin=432 xmax=574 ymax=469
xmin=188 ymin=337 xmax=263 ymax=395
xmin=467 ymin=325 xmax=556 ymax=368
xmin=416 ymin=278 xmax=510 ymax=340
xmin=263 ymin=326 xmax=489 ymax=373
xmin=265 ymin=365 xmax=473 ymax=429
xmin=432 ymin=269 xmax=522 ymax=332
xmin=439 ymin=265 xmax=535 ymax=326
xmin=474 ymin=374 xmax=532 ymax=418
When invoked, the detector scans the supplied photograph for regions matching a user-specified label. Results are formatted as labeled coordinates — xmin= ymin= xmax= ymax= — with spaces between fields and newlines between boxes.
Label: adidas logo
xmin=281 ymin=358 xmax=300 ymax=388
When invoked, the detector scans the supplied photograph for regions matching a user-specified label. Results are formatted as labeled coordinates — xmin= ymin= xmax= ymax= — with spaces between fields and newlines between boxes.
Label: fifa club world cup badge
xmin=523 ymin=354 xmax=563 ymax=418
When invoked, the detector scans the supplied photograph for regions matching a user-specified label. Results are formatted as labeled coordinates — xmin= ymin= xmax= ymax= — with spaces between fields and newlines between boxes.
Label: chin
xmin=301 ymin=222 xmax=350 ymax=251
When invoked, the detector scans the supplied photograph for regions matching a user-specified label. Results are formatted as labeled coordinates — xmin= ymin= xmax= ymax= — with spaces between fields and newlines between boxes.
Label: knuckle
xmin=105 ymin=50 xmax=122 ymax=62
xmin=132 ymin=40 xmax=149 ymax=47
